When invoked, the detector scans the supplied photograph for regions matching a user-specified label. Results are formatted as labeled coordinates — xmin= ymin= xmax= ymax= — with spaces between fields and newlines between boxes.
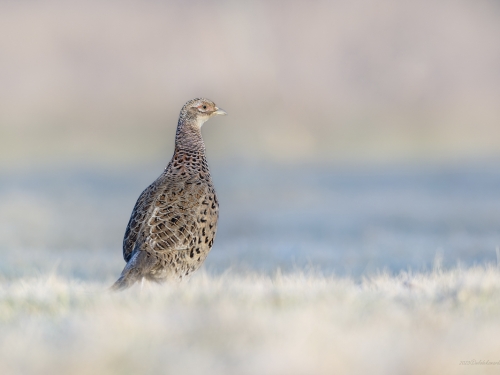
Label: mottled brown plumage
xmin=112 ymin=98 xmax=226 ymax=290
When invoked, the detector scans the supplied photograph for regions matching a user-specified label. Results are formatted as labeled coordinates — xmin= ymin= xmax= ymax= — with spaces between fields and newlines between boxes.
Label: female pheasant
xmin=112 ymin=98 xmax=226 ymax=290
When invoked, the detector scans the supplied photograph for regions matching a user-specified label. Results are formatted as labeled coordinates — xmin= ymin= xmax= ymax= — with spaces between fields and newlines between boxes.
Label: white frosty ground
xmin=1 ymin=267 xmax=500 ymax=375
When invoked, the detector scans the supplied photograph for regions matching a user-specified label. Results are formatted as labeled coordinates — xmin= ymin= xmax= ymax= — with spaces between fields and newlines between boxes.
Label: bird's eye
xmin=202 ymin=105 xmax=207 ymax=110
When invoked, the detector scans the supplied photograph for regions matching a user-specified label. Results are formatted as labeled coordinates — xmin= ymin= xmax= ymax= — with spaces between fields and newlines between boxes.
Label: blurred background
xmin=1 ymin=0 xmax=500 ymax=280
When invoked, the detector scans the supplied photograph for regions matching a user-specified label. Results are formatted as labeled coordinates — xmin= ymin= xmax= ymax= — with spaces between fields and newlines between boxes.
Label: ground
xmin=1 ymin=266 xmax=500 ymax=375
xmin=1 ymin=164 xmax=500 ymax=374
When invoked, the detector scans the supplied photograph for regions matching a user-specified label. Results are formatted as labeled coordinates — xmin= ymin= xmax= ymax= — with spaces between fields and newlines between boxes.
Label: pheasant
xmin=112 ymin=98 xmax=226 ymax=290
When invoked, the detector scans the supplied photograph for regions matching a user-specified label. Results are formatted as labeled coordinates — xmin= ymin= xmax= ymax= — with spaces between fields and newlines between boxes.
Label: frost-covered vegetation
xmin=1 ymin=266 xmax=500 ymax=375
xmin=1 ymin=164 xmax=500 ymax=374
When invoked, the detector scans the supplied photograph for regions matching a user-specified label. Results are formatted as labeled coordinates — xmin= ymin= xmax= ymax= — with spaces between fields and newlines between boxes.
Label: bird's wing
xmin=144 ymin=181 xmax=212 ymax=253
xmin=122 ymin=181 xmax=159 ymax=262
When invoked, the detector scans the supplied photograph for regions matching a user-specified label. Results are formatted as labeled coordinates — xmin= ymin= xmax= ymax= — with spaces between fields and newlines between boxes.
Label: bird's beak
xmin=214 ymin=107 xmax=227 ymax=116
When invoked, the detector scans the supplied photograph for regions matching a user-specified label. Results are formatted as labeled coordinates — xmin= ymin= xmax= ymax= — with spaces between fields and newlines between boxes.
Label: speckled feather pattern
xmin=112 ymin=98 xmax=222 ymax=290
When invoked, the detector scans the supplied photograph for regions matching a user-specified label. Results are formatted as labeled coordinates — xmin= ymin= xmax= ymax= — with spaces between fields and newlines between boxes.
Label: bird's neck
xmin=174 ymin=119 xmax=206 ymax=154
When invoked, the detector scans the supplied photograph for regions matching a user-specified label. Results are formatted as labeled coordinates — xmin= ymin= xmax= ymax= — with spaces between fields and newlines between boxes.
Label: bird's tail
xmin=110 ymin=250 xmax=155 ymax=291
xmin=110 ymin=273 xmax=139 ymax=291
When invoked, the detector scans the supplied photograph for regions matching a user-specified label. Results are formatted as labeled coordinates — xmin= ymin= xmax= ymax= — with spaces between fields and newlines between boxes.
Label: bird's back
xmin=121 ymin=149 xmax=219 ymax=283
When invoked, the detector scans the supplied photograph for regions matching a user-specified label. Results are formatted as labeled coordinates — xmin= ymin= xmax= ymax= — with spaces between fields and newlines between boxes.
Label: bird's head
xmin=180 ymin=98 xmax=227 ymax=128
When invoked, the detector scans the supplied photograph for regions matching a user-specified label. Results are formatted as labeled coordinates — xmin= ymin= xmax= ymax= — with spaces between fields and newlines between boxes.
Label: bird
xmin=111 ymin=98 xmax=226 ymax=290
